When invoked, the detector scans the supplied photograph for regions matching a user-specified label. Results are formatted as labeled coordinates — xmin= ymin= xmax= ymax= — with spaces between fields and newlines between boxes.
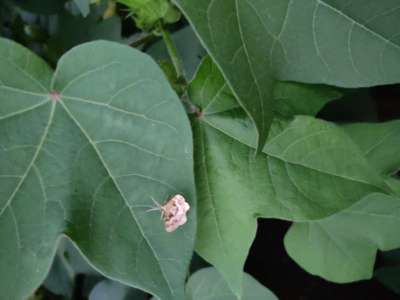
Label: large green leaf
xmin=186 ymin=267 xmax=278 ymax=300
xmin=284 ymin=193 xmax=400 ymax=283
xmin=0 ymin=38 xmax=195 ymax=300
xmin=175 ymin=0 xmax=400 ymax=149
xmin=190 ymin=58 xmax=387 ymax=296
xmin=283 ymin=119 xmax=400 ymax=283
xmin=190 ymin=56 xmax=341 ymax=119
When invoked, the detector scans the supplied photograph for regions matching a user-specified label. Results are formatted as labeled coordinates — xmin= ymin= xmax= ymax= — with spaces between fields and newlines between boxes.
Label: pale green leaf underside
xmin=0 ymin=38 xmax=195 ymax=300
xmin=285 ymin=193 xmax=400 ymax=283
xmin=175 ymin=0 xmax=400 ymax=149
xmin=89 ymin=279 xmax=147 ymax=300
xmin=186 ymin=267 xmax=278 ymax=300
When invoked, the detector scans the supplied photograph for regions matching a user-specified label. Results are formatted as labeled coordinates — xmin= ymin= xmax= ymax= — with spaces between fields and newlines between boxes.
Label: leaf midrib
xmin=197 ymin=122 xmax=229 ymax=260
xmin=234 ymin=0 xmax=266 ymax=139
xmin=0 ymin=83 xmax=176 ymax=298
xmin=317 ymin=223 xmax=369 ymax=275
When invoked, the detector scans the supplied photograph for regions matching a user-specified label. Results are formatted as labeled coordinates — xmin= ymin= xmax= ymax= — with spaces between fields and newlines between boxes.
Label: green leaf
xmin=191 ymin=56 xmax=341 ymax=118
xmin=73 ymin=0 xmax=91 ymax=17
xmin=0 ymin=38 xmax=195 ymax=300
xmin=189 ymin=58 xmax=387 ymax=296
xmin=192 ymin=114 xmax=389 ymax=294
xmin=343 ymin=120 xmax=400 ymax=175
xmin=174 ymin=0 xmax=400 ymax=149
xmin=199 ymin=113 xmax=387 ymax=221
xmin=386 ymin=177 xmax=400 ymax=196
xmin=89 ymin=279 xmax=147 ymax=300
xmin=192 ymin=119 xmax=267 ymax=296
xmin=284 ymin=193 xmax=400 ymax=283
xmin=43 ymin=254 xmax=74 ymax=297
xmin=186 ymin=267 xmax=278 ymax=300
xmin=44 ymin=238 xmax=100 ymax=297
xmin=273 ymin=82 xmax=341 ymax=118
xmin=188 ymin=56 xmax=239 ymax=115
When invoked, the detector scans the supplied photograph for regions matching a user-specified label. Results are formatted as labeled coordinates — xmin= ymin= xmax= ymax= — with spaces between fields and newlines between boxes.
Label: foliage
xmin=185 ymin=267 xmax=278 ymax=300
xmin=0 ymin=37 xmax=195 ymax=300
xmin=1 ymin=0 xmax=400 ymax=299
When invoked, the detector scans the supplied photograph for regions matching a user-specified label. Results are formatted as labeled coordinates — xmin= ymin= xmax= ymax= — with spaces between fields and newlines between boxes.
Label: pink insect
xmin=148 ymin=194 xmax=190 ymax=232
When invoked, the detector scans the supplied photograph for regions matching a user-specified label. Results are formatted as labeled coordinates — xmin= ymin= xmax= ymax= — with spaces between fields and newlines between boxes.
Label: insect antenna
xmin=146 ymin=196 xmax=164 ymax=213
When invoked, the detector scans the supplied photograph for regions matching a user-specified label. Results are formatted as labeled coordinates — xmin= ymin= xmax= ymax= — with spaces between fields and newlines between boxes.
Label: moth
xmin=148 ymin=194 xmax=190 ymax=232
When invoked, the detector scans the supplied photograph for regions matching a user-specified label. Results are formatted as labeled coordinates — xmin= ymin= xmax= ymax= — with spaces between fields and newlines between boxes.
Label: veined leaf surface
xmin=0 ymin=38 xmax=195 ymax=300
xmin=175 ymin=0 xmax=400 ymax=148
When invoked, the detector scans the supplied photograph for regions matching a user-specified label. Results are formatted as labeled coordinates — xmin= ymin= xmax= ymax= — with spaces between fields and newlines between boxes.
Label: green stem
xmin=160 ymin=26 xmax=185 ymax=80
xmin=130 ymin=33 xmax=158 ymax=48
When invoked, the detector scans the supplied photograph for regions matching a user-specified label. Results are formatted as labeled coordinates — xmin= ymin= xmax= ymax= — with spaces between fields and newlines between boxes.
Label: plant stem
xmin=159 ymin=26 xmax=185 ymax=81
xmin=130 ymin=33 xmax=158 ymax=48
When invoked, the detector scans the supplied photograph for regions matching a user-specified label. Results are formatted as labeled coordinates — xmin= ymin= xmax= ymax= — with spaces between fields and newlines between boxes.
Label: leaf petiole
xmin=159 ymin=25 xmax=185 ymax=81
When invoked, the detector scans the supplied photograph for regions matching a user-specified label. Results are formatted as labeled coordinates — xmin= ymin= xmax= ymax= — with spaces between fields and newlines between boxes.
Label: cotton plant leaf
xmin=89 ymin=279 xmax=147 ymax=300
xmin=191 ymin=56 xmax=341 ymax=118
xmin=284 ymin=193 xmax=400 ymax=283
xmin=192 ymin=119 xmax=269 ymax=296
xmin=43 ymin=247 xmax=75 ymax=298
xmin=343 ymin=120 xmax=400 ymax=176
xmin=190 ymin=58 xmax=388 ymax=296
xmin=185 ymin=267 xmax=278 ymax=300
xmin=0 ymin=38 xmax=195 ymax=300
xmin=283 ymin=113 xmax=400 ymax=284
xmin=188 ymin=56 xmax=239 ymax=115
xmin=174 ymin=0 xmax=400 ymax=150
xmin=385 ymin=177 xmax=400 ymax=196
xmin=273 ymin=82 xmax=341 ymax=118
xmin=44 ymin=238 xmax=100 ymax=297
